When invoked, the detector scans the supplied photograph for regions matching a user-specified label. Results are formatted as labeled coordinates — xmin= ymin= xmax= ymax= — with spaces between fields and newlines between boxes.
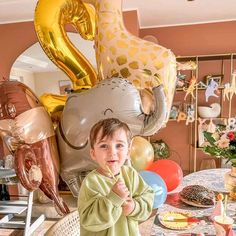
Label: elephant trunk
xmin=15 ymin=144 xmax=42 ymax=191
xmin=141 ymin=85 xmax=167 ymax=136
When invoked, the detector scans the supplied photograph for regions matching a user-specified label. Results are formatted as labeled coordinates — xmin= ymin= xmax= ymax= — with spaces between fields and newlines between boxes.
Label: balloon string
xmin=106 ymin=165 xmax=118 ymax=181
xmin=106 ymin=165 xmax=128 ymax=204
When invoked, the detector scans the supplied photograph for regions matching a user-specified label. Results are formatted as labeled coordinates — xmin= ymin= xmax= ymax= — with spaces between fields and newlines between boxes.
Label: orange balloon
xmin=130 ymin=136 xmax=154 ymax=171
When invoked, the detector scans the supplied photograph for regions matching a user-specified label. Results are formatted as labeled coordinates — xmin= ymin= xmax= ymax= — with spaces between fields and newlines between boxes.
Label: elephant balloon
xmin=0 ymin=81 xmax=69 ymax=215
xmin=57 ymin=77 xmax=167 ymax=196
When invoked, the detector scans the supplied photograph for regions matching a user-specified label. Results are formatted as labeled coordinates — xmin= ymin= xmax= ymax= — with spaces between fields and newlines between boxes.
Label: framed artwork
xmin=205 ymin=74 xmax=223 ymax=86
xmin=184 ymin=103 xmax=195 ymax=118
xmin=59 ymin=80 xmax=72 ymax=95
xmin=169 ymin=102 xmax=182 ymax=120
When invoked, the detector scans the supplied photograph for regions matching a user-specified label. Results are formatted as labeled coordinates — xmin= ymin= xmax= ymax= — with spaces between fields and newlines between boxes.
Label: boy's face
xmin=90 ymin=128 xmax=130 ymax=176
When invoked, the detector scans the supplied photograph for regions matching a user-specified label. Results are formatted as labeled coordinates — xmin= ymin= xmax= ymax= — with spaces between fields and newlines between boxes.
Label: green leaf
xmin=203 ymin=131 xmax=216 ymax=145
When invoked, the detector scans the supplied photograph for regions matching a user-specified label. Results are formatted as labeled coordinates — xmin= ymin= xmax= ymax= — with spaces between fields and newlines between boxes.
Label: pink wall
xmin=123 ymin=10 xmax=140 ymax=37
xmin=141 ymin=21 xmax=236 ymax=173
xmin=0 ymin=22 xmax=37 ymax=80
xmin=140 ymin=21 xmax=236 ymax=56
xmin=0 ymin=11 xmax=139 ymax=81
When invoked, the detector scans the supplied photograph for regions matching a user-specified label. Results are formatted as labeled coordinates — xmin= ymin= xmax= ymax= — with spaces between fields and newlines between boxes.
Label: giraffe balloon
xmin=91 ymin=0 xmax=177 ymax=123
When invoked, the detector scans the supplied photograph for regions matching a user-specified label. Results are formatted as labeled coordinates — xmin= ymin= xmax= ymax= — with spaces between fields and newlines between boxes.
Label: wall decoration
xmin=205 ymin=74 xmax=223 ymax=86
xmin=176 ymin=72 xmax=186 ymax=88
xmin=205 ymin=79 xmax=220 ymax=102
xmin=184 ymin=103 xmax=195 ymax=125
xmin=169 ymin=102 xmax=181 ymax=120
xmin=198 ymin=118 xmax=207 ymax=147
xmin=184 ymin=103 xmax=195 ymax=118
xmin=58 ymin=80 xmax=72 ymax=95
xmin=198 ymin=103 xmax=221 ymax=118
xmin=183 ymin=76 xmax=197 ymax=100
xmin=223 ymin=70 xmax=236 ymax=101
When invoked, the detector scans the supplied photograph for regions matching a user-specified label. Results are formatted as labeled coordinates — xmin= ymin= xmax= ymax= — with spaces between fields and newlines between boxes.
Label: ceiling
xmin=1 ymin=0 xmax=236 ymax=28
xmin=1 ymin=0 xmax=236 ymax=73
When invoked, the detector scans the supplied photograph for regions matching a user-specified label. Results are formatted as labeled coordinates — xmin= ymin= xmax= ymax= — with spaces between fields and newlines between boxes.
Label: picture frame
xmin=58 ymin=80 xmax=72 ymax=95
xmin=169 ymin=102 xmax=182 ymax=120
xmin=205 ymin=74 xmax=223 ymax=86
xmin=184 ymin=103 xmax=195 ymax=118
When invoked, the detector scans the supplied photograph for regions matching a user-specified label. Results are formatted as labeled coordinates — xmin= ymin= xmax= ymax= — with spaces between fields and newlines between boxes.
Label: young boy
xmin=78 ymin=118 xmax=154 ymax=236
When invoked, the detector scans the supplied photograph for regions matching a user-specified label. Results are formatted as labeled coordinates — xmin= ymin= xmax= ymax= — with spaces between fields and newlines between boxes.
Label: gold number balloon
xmin=34 ymin=0 xmax=98 ymax=90
xmin=93 ymin=0 xmax=177 ymax=123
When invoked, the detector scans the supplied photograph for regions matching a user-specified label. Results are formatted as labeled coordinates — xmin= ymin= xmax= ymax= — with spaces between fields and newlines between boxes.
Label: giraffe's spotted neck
xmin=95 ymin=0 xmax=124 ymax=32
xmin=96 ymin=0 xmax=122 ymax=17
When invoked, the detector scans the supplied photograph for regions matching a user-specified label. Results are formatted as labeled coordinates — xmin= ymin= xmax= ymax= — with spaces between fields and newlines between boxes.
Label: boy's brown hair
xmin=89 ymin=118 xmax=132 ymax=148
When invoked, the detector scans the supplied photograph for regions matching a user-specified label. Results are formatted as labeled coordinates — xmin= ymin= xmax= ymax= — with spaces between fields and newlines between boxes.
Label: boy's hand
xmin=112 ymin=178 xmax=129 ymax=200
xmin=122 ymin=197 xmax=135 ymax=216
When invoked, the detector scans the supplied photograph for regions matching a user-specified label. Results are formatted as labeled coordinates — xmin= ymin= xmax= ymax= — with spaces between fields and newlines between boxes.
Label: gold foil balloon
xmin=94 ymin=0 xmax=177 ymax=123
xmin=130 ymin=136 xmax=154 ymax=171
xmin=40 ymin=93 xmax=67 ymax=115
xmin=34 ymin=0 xmax=98 ymax=90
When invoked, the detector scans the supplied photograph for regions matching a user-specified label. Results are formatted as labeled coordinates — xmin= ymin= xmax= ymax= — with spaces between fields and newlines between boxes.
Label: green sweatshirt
xmin=78 ymin=165 xmax=154 ymax=236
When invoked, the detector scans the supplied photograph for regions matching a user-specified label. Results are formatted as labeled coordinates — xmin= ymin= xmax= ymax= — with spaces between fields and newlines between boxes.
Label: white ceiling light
xmin=143 ymin=35 xmax=159 ymax=44
xmin=17 ymin=55 xmax=49 ymax=68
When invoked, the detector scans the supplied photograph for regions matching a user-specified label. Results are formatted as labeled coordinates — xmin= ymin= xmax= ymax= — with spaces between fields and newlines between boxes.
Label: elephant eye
xmin=104 ymin=108 xmax=113 ymax=116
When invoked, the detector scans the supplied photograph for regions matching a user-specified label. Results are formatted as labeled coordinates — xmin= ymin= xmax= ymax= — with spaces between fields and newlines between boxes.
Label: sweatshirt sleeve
xmin=127 ymin=167 xmax=155 ymax=221
xmin=78 ymin=176 xmax=124 ymax=232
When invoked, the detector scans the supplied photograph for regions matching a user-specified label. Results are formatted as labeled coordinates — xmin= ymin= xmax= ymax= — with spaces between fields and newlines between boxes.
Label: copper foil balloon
xmin=34 ymin=0 xmax=98 ymax=90
xmin=130 ymin=136 xmax=154 ymax=171
xmin=93 ymin=0 xmax=177 ymax=123
xmin=57 ymin=77 xmax=167 ymax=196
xmin=0 ymin=81 xmax=69 ymax=215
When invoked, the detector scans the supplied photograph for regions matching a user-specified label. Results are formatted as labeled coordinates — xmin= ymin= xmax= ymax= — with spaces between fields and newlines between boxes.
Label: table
xmin=151 ymin=168 xmax=236 ymax=235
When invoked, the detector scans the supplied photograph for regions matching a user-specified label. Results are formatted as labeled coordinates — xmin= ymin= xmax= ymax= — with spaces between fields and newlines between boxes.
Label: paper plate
xmin=158 ymin=211 xmax=198 ymax=230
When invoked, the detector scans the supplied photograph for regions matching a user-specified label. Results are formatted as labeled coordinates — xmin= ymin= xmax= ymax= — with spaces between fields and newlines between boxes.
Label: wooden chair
xmin=45 ymin=210 xmax=80 ymax=236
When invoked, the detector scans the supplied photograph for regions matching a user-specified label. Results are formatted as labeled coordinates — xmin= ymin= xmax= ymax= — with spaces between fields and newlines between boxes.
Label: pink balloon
xmin=146 ymin=160 xmax=183 ymax=192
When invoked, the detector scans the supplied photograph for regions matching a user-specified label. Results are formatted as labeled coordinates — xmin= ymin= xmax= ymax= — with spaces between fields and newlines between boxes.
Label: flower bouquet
xmin=203 ymin=125 xmax=236 ymax=167
xmin=203 ymin=124 xmax=236 ymax=199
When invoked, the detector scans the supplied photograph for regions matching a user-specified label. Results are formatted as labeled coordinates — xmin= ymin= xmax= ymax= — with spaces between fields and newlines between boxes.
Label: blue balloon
xmin=139 ymin=170 xmax=167 ymax=209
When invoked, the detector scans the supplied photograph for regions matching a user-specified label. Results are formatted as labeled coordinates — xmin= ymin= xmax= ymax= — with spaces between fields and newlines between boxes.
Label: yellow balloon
xmin=130 ymin=136 xmax=154 ymax=171
xmin=94 ymin=0 xmax=177 ymax=123
xmin=34 ymin=0 xmax=98 ymax=90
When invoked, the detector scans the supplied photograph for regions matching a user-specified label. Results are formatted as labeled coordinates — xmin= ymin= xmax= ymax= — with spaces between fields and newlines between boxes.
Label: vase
xmin=224 ymin=166 xmax=236 ymax=200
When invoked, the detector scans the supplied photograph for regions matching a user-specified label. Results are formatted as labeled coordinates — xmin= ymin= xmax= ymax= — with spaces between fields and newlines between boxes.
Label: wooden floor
xmin=0 ymin=219 xmax=56 ymax=236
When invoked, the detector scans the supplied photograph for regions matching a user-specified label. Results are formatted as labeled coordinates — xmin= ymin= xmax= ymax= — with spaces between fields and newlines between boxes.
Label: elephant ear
xmin=15 ymin=144 xmax=42 ymax=191
xmin=59 ymin=94 xmax=91 ymax=150
xmin=139 ymin=88 xmax=155 ymax=115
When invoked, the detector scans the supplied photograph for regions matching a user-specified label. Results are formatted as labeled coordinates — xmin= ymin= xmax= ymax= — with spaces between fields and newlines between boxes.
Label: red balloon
xmin=146 ymin=160 xmax=183 ymax=192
